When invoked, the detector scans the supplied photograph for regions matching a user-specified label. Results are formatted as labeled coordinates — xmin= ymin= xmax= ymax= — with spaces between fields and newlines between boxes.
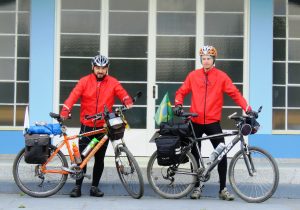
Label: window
xmin=205 ymin=0 xmax=245 ymax=129
xmin=0 ymin=0 xmax=30 ymax=127
xmin=273 ymin=0 xmax=300 ymax=131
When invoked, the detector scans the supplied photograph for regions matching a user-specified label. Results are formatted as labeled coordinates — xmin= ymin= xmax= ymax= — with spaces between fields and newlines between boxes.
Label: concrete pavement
xmin=1 ymin=154 xmax=300 ymax=199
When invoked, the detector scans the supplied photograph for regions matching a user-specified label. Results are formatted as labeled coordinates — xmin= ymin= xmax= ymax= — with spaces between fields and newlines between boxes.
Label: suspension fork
xmin=241 ymin=138 xmax=256 ymax=176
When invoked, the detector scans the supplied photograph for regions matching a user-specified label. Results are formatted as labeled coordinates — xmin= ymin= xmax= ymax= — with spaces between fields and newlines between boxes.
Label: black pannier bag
xmin=159 ymin=122 xmax=191 ymax=137
xmin=24 ymin=134 xmax=50 ymax=164
xmin=155 ymin=135 xmax=182 ymax=166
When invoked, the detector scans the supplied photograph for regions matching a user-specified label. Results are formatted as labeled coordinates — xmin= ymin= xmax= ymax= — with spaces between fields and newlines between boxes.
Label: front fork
xmin=241 ymin=139 xmax=256 ymax=176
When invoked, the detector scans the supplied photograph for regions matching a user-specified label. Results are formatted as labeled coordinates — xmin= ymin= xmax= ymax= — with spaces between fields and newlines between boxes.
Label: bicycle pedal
xmin=84 ymin=174 xmax=91 ymax=179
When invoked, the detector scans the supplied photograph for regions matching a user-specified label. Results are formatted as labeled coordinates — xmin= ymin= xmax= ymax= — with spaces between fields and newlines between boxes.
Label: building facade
xmin=0 ymin=0 xmax=300 ymax=157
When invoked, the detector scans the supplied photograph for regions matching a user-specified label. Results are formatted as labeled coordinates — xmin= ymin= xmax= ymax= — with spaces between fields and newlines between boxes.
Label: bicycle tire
xmin=115 ymin=146 xmax=144 ymax=199
xmin=229 ymin=146 xmax=279 ymax=203
xmin=147 ymin=151 xmax=198 ymax=199
xmin=13 ymin=145 xmax=68 ymax=198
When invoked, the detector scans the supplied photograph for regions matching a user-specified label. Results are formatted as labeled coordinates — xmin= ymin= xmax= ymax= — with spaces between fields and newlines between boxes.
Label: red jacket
xmin=63 ymin=73 xmax=130 ymax=127
xmin=175 ymin=67 xmax=248 ymax=124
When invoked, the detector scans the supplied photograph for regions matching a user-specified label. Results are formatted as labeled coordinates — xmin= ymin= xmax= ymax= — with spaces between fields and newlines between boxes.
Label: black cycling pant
xmin=75 ymin=124 xmax=109 ymax=188
xmin=191 ymin=121 xmax=227 ymax=192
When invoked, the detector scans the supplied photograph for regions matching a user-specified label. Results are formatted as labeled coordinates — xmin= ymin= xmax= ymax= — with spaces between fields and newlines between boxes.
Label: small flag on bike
xmin=154 ymin=92 xmax=174 ymax=125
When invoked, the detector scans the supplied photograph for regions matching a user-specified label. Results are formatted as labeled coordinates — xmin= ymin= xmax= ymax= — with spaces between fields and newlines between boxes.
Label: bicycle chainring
xmin=69 ymin=165 xmax=84 ymax=180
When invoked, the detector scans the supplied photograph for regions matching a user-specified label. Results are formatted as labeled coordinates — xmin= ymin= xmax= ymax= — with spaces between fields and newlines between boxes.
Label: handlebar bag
xmin=159 ymin=122 xmax=191 ymax=137
xmin=24 ymin=134 xmax=50 ymax=164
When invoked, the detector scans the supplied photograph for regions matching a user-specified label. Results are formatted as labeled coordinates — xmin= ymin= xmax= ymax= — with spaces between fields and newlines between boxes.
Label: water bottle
xmin=72 ymin=142 xmax=82 ymax=164
xmin=81 ymin=138 xmax=99 ymax=157
xmin=207 ymin=143 xmax=225 ymax=165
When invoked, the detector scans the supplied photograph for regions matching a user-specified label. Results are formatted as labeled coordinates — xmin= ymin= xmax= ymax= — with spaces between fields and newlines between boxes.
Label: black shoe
xmin=70 ymin=185 xmax=81 ymax=198
xmin=90 ymin=186 xmax=104 ymax=197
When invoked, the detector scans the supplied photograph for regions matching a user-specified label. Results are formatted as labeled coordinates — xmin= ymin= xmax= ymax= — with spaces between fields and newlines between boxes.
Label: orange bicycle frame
xmin=41 ymin=127 xmax=108 ymax=175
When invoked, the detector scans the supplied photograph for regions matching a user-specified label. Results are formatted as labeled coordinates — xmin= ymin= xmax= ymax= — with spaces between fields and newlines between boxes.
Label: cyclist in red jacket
xmin=174 ymin=46 xmax=252 ymax=201
xmin=60 ymin=55 xmax=133 ymax=198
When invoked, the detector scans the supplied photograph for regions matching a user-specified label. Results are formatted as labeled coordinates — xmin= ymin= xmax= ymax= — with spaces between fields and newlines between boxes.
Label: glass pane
xmin=61 ymin=35 xmax=100 ymax=57
xmin=224 ymin=84 xmax=243 ymax=106
xmin=273 ymin=63 xmax=285 ymax=84
xmin=17 ymin=83 xmax=29 ymax=103
xmin=205 ymin=0 xmax=244 ymax=12
xmin=17 ymin=36 xmax=29 ymax=57
xmin=60 ymin=82 xmax=78 ymax=104
xmin=0 ymin=13 xmax=15 ymax=33
xmin=61 ymin=0 xmax=100 ymax=10
xmin=288 ymin=63 xmax=300 ymax=84
xmin=18 ymin=13 xmax=29 ymax=34
xmin=273 ymin=17 xmax=286 ymax=38
xmin=289 ymin=0 xmax=300 ymax=15
xmin=205 ymin=14 xmax=243 ymax=36
xmin=157 ymin=13 xmax=196 ymax=35
xmin=61 ymin=11 xmax=100 ymax=33
xmin=221 ymin=108 xmax=243 ymax=130
xmin=0 ymin=59 xmax=14 ymax=80
xmin=0 ymin=0 xmax=15 ymax=11
xmin=289 ymin=40 xmax=300 ymax=61
xmin=110 ymin=0 xmax=148 ymax=10
xmin=216 ymin=61 xmax=243 ymax=83
xmin=157 ymin=0 xmax=196 ymax=11
xmin=122 ymin=107 xmax=146 ymax=128
xmin=204 ymin=37 xmax=243 ymax=59
xmin=60 ymin=58 xmax=90 ymax=80
xmin=288 ymin=109 xmax=300 ymax=130
xmin=274 ymin=0 xmax=286 ymax=15
xmin=156 ymin=83 xmax=191 ymax=106
xmin=157 ymin=37 xmax=195 ymax=58
xmin=272 ymin=109 xmax=285 ymax=130
xmin=118 ymin=83 xmax=147 ymax=105
xmin=0 ymin=83 xmax=14 ymax=103
xmin=273 ymin=86 xmax=285 ymax=107
xmin=288 ymin=86 xmax=300 ymax=107
xmin=59 ymin=105 xmax=81 ymax=127
xmin=109 ymin=36 xmax=147 ymax=58
xmin=109 ymin=59 xmax=147 ymax=81
xmin=109 ymin=12 xmax=148 ymax=34
xmin=18 ymin=0 xmax=30 ymax=11
xmin=0 ymin=105 xmax=13 ymax=126
xmin=17 ymin=59 xmax=29 ymax=81
xmin=273 ymin=39 xmax=286 ymax=61
xmin=289 ymin=16 xmax=300 ymax=38
xmin=0 ymin=36 xmax=14 ymax=56
xmin=156 ymin=60 xmax=195 ymax=82
xmin=16 ymin=105 xmax=27 ymax=126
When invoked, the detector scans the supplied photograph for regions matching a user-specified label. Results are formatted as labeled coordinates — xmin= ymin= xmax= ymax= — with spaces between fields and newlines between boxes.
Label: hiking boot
xmin=70 ymin=185 xmax=81 ymax=198
xmin=219 ymin=188 xmax=235 ymax=201
xmin=90 ymin=186 xmax=104 ymax=197
xmin=190 ymin=187 xmax=202 ymax=199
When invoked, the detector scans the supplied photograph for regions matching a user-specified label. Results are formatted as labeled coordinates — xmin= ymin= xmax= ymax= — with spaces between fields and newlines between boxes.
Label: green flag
xmin=154 ymin=92 xmax=174 ymax=125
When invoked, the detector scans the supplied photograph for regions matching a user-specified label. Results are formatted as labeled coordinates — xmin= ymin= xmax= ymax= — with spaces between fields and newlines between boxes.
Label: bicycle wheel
xmin=115 ymin=146 xmax=144 ymax=199
xmin=13 ymin=145 xmax=68 ymax=197
xmin=229 ymin=146 xmax=279 ymax=203
xmin=147 ymin=151 xmax=198 ymax=199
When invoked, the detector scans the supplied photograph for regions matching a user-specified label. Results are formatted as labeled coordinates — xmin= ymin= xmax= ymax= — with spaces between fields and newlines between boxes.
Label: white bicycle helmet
xmin=91 ymin=55 xmax=110 ymax=67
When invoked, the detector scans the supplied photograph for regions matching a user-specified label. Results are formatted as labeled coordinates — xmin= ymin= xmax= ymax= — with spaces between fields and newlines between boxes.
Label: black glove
xmin=173 ymin=105 xmax=183 ymax=116
xmin=246 ymin=110 xmax=258 ymax=119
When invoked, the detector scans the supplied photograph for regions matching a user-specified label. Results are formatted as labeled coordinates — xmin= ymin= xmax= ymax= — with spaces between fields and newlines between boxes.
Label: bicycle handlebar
xmin=85 ymin=91 xmax=143 ymax=121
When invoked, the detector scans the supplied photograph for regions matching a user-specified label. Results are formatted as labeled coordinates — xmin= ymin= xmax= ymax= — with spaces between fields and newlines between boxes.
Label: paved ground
xmin=0 ymin=194 xmax=300 ymax=210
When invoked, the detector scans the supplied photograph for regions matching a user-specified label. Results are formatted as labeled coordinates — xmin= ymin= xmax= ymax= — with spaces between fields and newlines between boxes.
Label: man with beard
xmin=60 ymin=55 xmax=133 ymax=197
